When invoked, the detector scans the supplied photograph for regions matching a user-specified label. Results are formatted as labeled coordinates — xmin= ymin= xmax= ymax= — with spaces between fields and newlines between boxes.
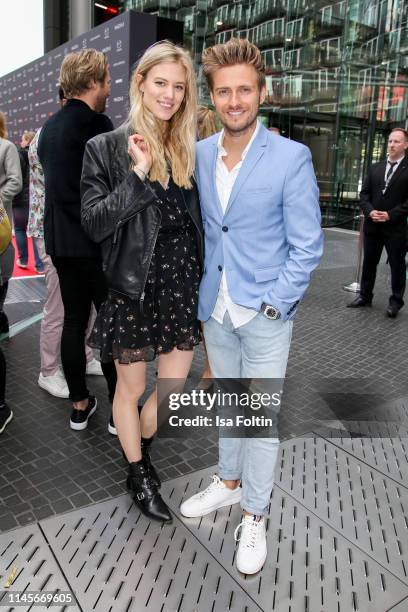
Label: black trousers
xmin=52 ymin=256 xmax=117 ymax=402
xmin=360 ymin=232 xmax=406 ymax=307
xmin=0 ymin=282 xmax=8 ymax=311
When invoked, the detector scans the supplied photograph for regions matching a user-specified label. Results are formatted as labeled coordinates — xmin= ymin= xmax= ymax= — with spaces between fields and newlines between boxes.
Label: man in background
xmin=38 ymin=49 xmax=116 ymax=431
xmin=28 ymin=88 xmax=103 ymax=400
xmin=348 ymin=128 xmax=408 ymax=317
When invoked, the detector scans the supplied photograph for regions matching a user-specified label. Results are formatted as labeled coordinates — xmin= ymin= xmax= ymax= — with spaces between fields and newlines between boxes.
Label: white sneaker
xmin=180 ymin=475 xmax=241 ymax=518
xmin=38 ymin=370 xmax=69 ymax=398
xmin=234 ymin=515 xmax=267 ymax=574
xmin=86 ymin=358 xmax=103 ymax=375
xmin=108 ymin=413 xmax=117 ymax=436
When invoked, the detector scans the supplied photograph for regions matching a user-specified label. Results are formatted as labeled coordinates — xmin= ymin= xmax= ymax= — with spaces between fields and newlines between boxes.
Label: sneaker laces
xmin=196 ymin=475 xmax=224 ymax=499
xmin=234 ymin=515 xmax=263 ymax=549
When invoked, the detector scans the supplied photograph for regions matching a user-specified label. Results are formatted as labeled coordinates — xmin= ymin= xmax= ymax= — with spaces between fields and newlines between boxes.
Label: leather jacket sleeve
xmin=81 ymin=136 xmax=157 ymax=244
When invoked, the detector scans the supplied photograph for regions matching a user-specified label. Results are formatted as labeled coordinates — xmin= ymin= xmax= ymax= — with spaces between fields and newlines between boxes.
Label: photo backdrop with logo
xmin=0 ymin=10 xmax=183 ymax=143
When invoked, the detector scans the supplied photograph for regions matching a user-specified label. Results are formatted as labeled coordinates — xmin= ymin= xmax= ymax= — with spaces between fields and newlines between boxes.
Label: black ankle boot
xmin=141 ymin=437 xmax=161 ymax=488
xmin=127 ymin=460 xmax=172 ymax=523
xmin=122 ymin=437 xmax=161 ymax=488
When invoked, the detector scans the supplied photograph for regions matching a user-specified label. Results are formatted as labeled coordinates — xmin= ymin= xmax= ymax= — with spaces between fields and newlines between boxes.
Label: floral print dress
xmin=90 ymin=178 xmax=201 ymax=363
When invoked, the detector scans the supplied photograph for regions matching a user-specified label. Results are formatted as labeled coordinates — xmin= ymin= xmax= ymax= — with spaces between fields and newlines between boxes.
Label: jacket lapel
xmin=210 ymin=138 xmax=223 ymax=219
xmin=224 ymin=126 xmax=268 ymax=217
xmin=386 ymin=157 xmax=408 ymax=192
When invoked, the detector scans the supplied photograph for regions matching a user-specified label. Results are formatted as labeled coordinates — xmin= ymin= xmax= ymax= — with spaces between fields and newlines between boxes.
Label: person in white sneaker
xmin=180 ymin=38 xmax=323 ymax=575
xmin=28 ymin=88 xmax=110 ymax=404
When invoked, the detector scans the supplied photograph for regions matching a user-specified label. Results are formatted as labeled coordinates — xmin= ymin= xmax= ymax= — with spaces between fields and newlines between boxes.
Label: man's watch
xmin=261 ymin=303 xmax=281 ymax=320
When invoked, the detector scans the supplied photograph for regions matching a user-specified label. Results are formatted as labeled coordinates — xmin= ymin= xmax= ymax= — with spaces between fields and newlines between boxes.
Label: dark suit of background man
xmin=38 ymin=49 xmax=117 ymax=431
xmin=348 ymin=128 xmax=408 ymax=318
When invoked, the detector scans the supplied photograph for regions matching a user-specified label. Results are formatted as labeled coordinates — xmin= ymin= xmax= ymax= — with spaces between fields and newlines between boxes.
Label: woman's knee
xmin=115 ymin=378 xmax=145 ymax=404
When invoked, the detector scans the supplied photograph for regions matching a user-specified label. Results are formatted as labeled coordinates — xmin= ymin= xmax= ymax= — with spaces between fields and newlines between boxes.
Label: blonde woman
xmin=81 ymin=41 xmax=203 ymax=523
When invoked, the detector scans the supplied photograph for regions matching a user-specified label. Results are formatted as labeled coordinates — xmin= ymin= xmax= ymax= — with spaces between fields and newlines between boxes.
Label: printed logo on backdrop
xmin=0 ymin=13 xmax=130 ymax=142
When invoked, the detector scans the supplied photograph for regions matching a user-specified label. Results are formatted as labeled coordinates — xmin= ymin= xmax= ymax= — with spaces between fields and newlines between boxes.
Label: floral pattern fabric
xmin=27 ymin=128 xmax=45 ymax=239
xmin=89 ymin=177 xmax=201 ymax=363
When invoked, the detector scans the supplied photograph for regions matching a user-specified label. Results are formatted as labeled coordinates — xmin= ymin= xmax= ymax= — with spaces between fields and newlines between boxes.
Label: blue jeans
xmin=204 ymin=311 xmax=293 ymax=515
xmin=13 ymin=206 xmax=42 ymax=269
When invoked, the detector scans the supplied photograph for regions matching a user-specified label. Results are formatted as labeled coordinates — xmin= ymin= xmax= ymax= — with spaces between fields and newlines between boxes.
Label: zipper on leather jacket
xmin=112 ymin=220 xmax=124 ymax=245
xmin=108 ymin=193 xmax=162 ymax=308
xmin=180 ymin=189 xmax=204 ymax=262
xmin=139 ymin=208 xmax=161 ymax=313
xmin=112 ymin=193 xmax=161 ymax=245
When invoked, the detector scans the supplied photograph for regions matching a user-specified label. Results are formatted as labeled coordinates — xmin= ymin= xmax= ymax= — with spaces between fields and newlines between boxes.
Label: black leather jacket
xmin=81 ymin=126 xmax=203 ymax=302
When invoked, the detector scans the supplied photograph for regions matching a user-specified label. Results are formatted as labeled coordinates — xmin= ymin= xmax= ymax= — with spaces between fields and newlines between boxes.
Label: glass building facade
xmin=122 ymin=0 xmax=408 ymax=222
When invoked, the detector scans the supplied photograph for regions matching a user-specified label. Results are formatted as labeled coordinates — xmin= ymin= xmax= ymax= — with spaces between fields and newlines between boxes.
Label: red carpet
xmin=11 ymin=236 xmax=44 ymax=278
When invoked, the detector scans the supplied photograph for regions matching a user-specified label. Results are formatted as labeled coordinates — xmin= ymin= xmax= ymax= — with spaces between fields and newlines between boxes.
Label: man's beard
xmin=223 ymin=109 xmax=258 ymax=137
xmin=222 ymin=94 xmax=261 ymax=137
xmin=96 ymin=96 xmax=107 ymax=113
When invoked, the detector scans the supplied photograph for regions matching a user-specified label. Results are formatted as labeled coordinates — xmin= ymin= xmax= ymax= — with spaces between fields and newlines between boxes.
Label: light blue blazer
xmin=196 ymin=123 xmax=323 ymax=322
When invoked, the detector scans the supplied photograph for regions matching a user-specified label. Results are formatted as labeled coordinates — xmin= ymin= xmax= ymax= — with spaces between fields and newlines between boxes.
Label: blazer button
xmin=218 ymin=265 xmax=222 ymax=271
xmin=222 ymin=226 xmax=228 ymax=232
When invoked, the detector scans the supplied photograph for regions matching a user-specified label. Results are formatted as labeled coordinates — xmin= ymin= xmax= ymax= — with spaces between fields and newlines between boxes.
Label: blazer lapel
xmin=386 ymin=157 xmax=408 ymax=191
xmin=224 ymin=126 xmax=268 ymax=217
xmin=210 ymin=138 xmax=224 ymax=219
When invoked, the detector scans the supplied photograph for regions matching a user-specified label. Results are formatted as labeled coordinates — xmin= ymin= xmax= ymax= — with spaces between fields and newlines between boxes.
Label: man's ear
xmin=209 ymin=90 xmax=214 ymax=106
xmin=259 ymin=84 xmax=266 ymax=105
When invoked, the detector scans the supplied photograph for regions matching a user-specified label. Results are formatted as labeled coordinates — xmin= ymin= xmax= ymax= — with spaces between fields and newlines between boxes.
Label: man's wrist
xmin=260 ymin=303 xmax=281 ymax=320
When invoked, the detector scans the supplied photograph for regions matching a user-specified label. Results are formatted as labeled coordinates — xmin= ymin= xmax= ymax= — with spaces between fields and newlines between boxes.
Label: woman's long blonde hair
xmin=127 ymin=41 xmax=197 ymax=189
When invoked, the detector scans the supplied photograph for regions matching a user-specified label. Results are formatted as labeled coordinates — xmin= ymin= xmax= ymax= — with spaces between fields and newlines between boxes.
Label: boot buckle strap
xmin=136 ymin=492 xmax=145 ymax=501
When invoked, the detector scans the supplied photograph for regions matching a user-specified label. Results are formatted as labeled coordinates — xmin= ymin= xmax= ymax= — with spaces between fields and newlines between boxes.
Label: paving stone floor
xmin=1 ymin=229 xmax=407 ymax=530
xmin=0 ymin=229 xmax=407 ymax=611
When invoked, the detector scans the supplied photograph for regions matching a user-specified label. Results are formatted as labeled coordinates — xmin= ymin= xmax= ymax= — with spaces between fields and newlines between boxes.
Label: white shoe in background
xmin=38 ymin=369 xmax=69 ymax=398
xmin=86 ymin=357 xmax=103 ymax=375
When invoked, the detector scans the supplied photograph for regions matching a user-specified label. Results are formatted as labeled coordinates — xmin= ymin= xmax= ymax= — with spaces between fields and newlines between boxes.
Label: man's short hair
xmin=202 ymin=38 xmax=266 ymax=91
xmin=59 ymin=49 xmax=108 ymax=98
xmin=390 ymin=127 xmax=408 ymax=141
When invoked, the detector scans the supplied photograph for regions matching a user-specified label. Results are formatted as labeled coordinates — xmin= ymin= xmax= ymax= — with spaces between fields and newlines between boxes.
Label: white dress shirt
xmin=383 ymin=156 xmax=404 ymax=191
xmin=211 ymin=122 xmax=260 ymax=328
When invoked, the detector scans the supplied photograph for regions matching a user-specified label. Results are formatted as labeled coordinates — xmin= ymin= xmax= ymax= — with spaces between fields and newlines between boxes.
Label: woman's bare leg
xmin=199 ymin=329 xmax=212 ymax=386
xmin=113 ymin=360 xmax=146 ymax=463
xmin=140 ymin=348 xmax=195 ymax=438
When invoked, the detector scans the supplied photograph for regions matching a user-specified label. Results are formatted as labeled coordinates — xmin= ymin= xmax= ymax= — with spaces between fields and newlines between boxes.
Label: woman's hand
xmin=128 ymin=134 xmax=152 ymax=177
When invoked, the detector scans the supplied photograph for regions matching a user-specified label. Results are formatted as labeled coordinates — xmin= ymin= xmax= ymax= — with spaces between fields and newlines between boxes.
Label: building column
xmin=44 ymin=0 xmax=69 ymax=53
xmin=69 ymin=0 xmax=92 ymax=38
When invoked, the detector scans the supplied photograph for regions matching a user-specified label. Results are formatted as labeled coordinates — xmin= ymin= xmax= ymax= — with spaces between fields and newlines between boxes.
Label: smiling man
xmin=179 ymin=38 xmax=323 ymax=574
